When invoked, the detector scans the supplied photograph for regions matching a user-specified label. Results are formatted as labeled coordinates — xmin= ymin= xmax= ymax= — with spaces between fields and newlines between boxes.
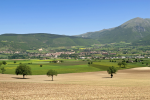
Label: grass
xmin=90 ymin=59 xmax=147 ymax=70
xmin=0 ymin=59 xmax=149 ymax=75
xmin=0 ymin=59 xmax=101 ymax=75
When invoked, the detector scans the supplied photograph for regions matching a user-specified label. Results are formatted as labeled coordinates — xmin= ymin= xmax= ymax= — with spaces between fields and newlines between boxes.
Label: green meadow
xmin=0 ymin=59 xmax=149 ymax=75
xmin=91 ymin=59 xmax=146 ymax=71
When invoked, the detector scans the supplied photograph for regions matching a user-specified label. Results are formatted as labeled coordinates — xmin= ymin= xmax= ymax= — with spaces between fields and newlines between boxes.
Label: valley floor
xmin=0 ymin=67 xmax=150 ymax=100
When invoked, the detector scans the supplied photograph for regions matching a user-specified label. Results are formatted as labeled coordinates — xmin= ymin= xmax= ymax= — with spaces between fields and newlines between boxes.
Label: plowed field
xmin=0 ymin=67 xmax=150 ymax=100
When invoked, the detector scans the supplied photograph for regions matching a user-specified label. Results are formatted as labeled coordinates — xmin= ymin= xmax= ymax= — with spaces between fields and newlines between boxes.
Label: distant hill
xmin=0 ymin=33 xmax=100 ymax=50
xmin=76 ymin=17 xmax=150 ymax=43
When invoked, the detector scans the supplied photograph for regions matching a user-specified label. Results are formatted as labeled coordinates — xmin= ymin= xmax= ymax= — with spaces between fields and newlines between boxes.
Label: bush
xmin=52 ymin=60 xmax=57 ymax=63
xmin=60 ymin=60 xmax=64 ymax=63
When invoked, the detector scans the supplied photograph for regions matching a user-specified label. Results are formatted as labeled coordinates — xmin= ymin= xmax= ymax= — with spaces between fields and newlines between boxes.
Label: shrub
xmin=14 ymin=61 xmax=16 ymax=64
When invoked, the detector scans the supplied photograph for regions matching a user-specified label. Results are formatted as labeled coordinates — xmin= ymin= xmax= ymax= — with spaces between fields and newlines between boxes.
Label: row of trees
xmin=15 ymin=64 xmax=117 ymax=80
xmin=118 ymin=62 xmax=127 ymax=68
xmin=15 ymin=64 xmax=57 ymax=81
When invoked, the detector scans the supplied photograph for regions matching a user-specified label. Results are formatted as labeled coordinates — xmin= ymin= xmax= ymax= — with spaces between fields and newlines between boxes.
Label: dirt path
xmin=0 ymin=67 xmax=150 ymax=100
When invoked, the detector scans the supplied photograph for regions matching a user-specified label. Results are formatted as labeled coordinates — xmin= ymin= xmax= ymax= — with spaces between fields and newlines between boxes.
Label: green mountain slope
xmin=132 ymin=34 xmax=150 ymax=46
xmin=0 ymin=33 xmax=100 ymax=50
xmin=76 ymin=17 xmax=150 ymax=43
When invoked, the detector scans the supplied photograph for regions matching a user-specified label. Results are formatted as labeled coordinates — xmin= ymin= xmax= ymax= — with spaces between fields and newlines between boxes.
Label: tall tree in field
xmin=15 ymin=64 xmax=32 ymax=78
xmin=107 ymin=66 xmax=117 ymax=78
xmin=47 ymin=69 xmax=57 ymax=81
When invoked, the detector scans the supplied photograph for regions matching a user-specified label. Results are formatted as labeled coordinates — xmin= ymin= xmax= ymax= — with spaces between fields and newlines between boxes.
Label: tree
xmin=1 ymin=67 xmax=6 ymax=74
xmin=88 ymin=62 xmax=90 ymax=65
xmin=2 ymin=61 xmax=7 ymax=65
xmin=122 ymin=59 xmax=125 ymax=62
xmin=47 ymin=69 xmax=57 ymax=81
xmin=40 ymin=65 xmax=42 ymax=67
xmin=107 ymin=66 xmax=117 ymax=78
xmin=135 ymin=59 xmax=138 ymax=62
xmin=122 ymin=62 xmax=127 ymax=68
xmin=15 ymin=64 xmax=32 ymax=78
xmin=118 ymin=62 xmax=122 ymax=67
xmin=52 ymin=60 xmax=57 ymax=63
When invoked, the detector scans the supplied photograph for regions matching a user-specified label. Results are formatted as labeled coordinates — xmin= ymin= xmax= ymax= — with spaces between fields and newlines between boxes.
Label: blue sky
xmin=0 ymin=0 xmax=149 ymax=36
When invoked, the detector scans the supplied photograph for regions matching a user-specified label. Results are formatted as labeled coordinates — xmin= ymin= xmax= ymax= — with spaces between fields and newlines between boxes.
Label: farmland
xmin=1 ymin=67 xmax=150 ymax=100
xmin=1 ymin=59 xmax=100 ymax=75
xmin=0 ymin=59 xmax=149 ymax=75
xmin=1 ymin=59 xmax=150 ymax=99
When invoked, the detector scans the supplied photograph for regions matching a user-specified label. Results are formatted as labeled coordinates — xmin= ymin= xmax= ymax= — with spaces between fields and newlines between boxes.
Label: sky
xmin=0 ymin=0 xmax=150 ymax=36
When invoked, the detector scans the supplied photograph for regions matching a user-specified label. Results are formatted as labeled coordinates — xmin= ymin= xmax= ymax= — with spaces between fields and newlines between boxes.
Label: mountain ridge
xmin=0 ymin=33 xmax=100 ymax=51
xmin=76 ymin=17 xmax=150 ymax=43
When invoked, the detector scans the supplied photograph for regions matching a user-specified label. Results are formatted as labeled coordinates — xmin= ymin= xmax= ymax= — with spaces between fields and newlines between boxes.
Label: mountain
xmin=132 ymin=33 xmax=150 ymax=46
xmin=76 ymin=17 xmax=150 ymax=43
xmin=0 ymin=33 xmax=100 ymax=50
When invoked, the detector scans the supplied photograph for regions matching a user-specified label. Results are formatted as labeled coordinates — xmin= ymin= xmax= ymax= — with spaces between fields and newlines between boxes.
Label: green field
xmin=0 ymin=59 xmax=149 ymax=75
xmin=91 ymin=59 xmax=146 ymax=70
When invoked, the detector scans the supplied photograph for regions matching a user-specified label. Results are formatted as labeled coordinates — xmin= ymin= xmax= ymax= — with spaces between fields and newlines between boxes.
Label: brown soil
xmin=0 ymin=67 xmax=150 ymax=100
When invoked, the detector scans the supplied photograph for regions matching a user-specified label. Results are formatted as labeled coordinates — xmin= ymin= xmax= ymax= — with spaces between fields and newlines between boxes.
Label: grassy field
xmin=91 ymin=59 xmax=147 ymax=70
xmin=0 ymin=59 xmax=100 ymax=75
xmin=0 ymin=59 xmax=149 ymax=75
